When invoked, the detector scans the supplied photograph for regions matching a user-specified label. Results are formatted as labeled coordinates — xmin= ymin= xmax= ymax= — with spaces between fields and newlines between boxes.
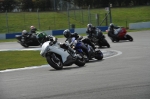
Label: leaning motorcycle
xmin=15 ymin=30 xmax=49 ymax=48
xmin=87 ymin=28 xmax=110 ymax=48
xmin=107 ymin=26 xmax=133 ymax=42
xmin=15 ymin=32 xmax=40 ymax=48
xmin=69 ymin=36 xmax=103 ymax=62
xmin=40 ymin=36 xmax=86 ymax=70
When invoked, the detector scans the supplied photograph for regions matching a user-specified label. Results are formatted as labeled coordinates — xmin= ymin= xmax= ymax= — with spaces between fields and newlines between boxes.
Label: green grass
xmin=0 ymin=51 xmax=47 ymax=70
xmin=111 ymin=6 xmax=150 ymax=26
xmin=0 ymin=38 xmax=17 ymax=43
xmin=0 ymin=6 xmax=150 ymax=33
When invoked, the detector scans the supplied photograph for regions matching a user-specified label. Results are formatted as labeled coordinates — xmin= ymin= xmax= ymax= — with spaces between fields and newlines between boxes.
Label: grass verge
xmin=0 ymin=51 xmax=47 ymax=70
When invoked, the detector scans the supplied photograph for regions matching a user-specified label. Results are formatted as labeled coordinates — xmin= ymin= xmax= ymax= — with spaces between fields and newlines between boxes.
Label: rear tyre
xmin=46 ymin=53 xmax=63 ymax=70
xmin=126 ymin=34 xmax=133 ymax=41
xmin=115 ymin=38 xmax=119 ymax=42
xmin=95 ymin=50 xmax=103 ymax=60
xmin=75 ymin=54 xmax=86 ymax=67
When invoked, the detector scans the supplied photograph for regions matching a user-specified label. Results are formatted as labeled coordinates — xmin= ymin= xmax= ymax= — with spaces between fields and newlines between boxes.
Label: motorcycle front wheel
xmin=46 ymin=53 xmax=63 ymax=70
xmin=99 ymin=39 xmax=110 ymax=48
xmin=20 ymin=42 xmax=29 ymax=48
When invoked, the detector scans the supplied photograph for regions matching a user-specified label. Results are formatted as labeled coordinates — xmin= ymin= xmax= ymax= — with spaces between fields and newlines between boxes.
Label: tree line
xmin=0 ymin=0 xmax=150 ymax=12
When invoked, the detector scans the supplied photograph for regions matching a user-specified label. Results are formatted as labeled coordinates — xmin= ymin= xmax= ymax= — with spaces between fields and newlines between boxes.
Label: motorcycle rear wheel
xmin=95 ymin=50 xmax=103 ymax=60
xmin=46 ymin=53 xmax=63 ymax=70
xmin=126 ymin=34 xmax=133 ymax=41
xmin=75 ymin=54 xmax=86 ymax=67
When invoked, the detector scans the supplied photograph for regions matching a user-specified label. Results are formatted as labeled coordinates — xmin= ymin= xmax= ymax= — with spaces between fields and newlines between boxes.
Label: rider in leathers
xmin=108 ymin=23 xmax=120 ymax=41
xmin=63 ymin=29 xmax=95 ymax=60
xmin=29 ymin=26 xmax=37 ymax=41
xmin=86 ymin=23 xmax=97 ymax=38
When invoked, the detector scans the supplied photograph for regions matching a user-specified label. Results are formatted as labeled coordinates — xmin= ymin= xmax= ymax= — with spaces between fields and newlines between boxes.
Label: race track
xmin=0 ymin=30 xmax=150 ymax=99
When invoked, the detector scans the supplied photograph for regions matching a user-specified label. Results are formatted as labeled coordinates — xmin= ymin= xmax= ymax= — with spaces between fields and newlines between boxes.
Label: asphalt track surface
xmin=0 ymin=31 xmax=150 ymax=99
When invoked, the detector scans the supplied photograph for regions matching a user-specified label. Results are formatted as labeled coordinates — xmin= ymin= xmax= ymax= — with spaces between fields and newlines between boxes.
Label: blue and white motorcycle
xmin=68 ymin=36 xmax=103 ymax=62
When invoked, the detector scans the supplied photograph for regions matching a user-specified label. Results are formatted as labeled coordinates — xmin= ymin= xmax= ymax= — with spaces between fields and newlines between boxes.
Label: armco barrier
xmin=6 ymin=33 xmax=21 ymax=39
xmin=52 ymin=29 xmax=74 ymax=36
xmin=0 ymin=34 xmax=5 ymax=39
xmin=129 ymin=22 xmax=150 ymax=29
xmin=97 ymin=26 xmax=109 ymax=31
xmin=0 ymin=26 xmax=108 ymax=39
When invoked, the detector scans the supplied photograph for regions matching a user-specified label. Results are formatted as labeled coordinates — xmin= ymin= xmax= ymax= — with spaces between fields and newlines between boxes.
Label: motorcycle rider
xmin=86 ymin=23 xmax=108 ymax=47
xmin=108 ymin=23 xmax=120 ymax=41
xmin=29 ymin=26 xmax=37 ymax=41
xmin=47 ymin=34 xmax=76 ymax=58
xmin=63 ymin=29 xmax=95 ymax=60
xmin=18 ymin=30 xmax=29 ymax=42
xmin=30 ymin=26 xmax=37 ymax=34
xmin=86 ymin=23 xmax=97 ymax=38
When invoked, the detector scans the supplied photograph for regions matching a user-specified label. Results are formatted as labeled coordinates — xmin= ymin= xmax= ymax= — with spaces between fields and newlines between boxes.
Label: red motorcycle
xmin=107 ymin=27 xmax=133 ymax=42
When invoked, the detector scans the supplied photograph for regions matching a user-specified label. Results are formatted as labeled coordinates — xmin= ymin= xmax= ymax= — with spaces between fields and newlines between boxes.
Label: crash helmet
xmin=87 ymin=23 xmax=93 ymax=31
xmin=30 ymin=25 xmax=35 ymax=29
xmin=109 ymin=23 xmax=114 ymax=28
xmin=48 ymin=35 xmax=57 ymax=44
xmin=30 ymin=26 xmax=37 ymax=33
xmin=63 ymin=29 xmax=71 ymax=38
xmin=22 ymin=30 xmax=28 ymax=35
xmin=87 ymin=23 xmax=93 ymax=28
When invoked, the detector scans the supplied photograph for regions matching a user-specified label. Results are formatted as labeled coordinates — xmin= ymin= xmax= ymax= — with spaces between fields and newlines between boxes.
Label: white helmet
xmin=87 ymin=23 xmax=92 ymax=28
xmin=22 ymin=30 xmax=27 ymax=35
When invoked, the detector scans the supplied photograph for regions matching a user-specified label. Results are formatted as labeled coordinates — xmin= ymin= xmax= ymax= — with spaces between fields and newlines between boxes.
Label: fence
xmin=63 ymin=6 xmax=110 ymax=28
xmin=0 ymin=6 xmax=110 ymax=34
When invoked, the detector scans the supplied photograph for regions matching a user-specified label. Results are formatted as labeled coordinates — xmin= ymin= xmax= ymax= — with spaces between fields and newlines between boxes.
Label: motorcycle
xmin=40 ymin=36 xmax=86 ymax=70
xmin=15 ymin=30 xmax=49 ymax=48
xmin=107 ymin=26 xmax=133 ymax=42
xmin=87 ymin=28 xmax=110 ymax=48
xmin=69 ymin=36 xmax=103 ymax=62
xmin=15 ymin=32 xmax=40 ymax=48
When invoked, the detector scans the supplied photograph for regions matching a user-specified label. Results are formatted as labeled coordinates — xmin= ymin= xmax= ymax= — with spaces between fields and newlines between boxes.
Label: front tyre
xmin=46 ymin=53 xmax=63 ymax=70
xmin=21 ymin=42 xmax=29 ymax=48
xmin=101 ymin=39 xmax=110 ymax=48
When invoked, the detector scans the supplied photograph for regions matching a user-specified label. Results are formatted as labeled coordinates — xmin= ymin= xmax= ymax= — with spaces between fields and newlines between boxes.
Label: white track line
xmin=103 ymin=50 xmax=122 ymax=59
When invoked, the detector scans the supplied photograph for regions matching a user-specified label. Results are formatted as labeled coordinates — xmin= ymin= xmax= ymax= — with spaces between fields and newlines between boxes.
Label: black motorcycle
xmin=88 ymin=28 xmax=110 ymax=48
xmin=15 ymin=31 xmax=49 ymax=48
